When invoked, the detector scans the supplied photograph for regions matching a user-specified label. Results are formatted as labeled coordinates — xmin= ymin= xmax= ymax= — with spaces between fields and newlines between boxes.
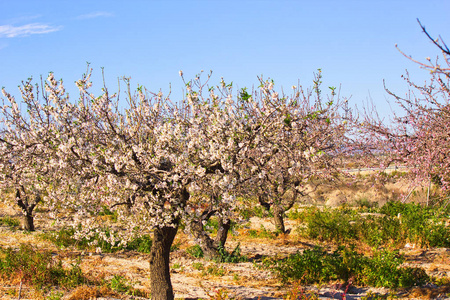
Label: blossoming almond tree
xmin=182 ymin=72 xmax=350 ymax=261
xmin=244 ymin=71 xmax=349 ymax=234
xmin=2 ymin=67 xmax=334 ymax=299
xmin=0 ymin=80 xmax=61 ymax=231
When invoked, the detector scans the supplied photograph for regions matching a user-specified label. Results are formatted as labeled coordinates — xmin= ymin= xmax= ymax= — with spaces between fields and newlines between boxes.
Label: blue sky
xmin=1 ymin=0 xmax=449 ymax=118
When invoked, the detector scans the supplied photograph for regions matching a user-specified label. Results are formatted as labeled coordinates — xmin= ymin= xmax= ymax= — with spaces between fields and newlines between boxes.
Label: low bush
xmin=107 ymin=274 xmax=147 ymax=296
xmin=300 ymin=207 xmax=359 ymax=243
xmin=204 ymin=264 xmax=227 ymax=276
xmin=359 ymin=250 xmax=429 ymax=288
xmin=0 ymin=216 xmax=20 ymax=228
xmin=0 ymin=244 xmax=86 ymax=289
xmin=41 ymin=227 xmax=154 ymax=253
xmin=216 ymin=243 xmax=247 ymax=263
xmin=380 ymin=201 xmax=450 ymax=247
xmin=186 ymin=244 xmax=204 ymax=258
xmin=267 ymin=245 xmax=429 ymax=288
xmin=124 ymin=234 xmax=153 ymax=253
xmin=298 ymin=201 xmax=450 ymax=248
xmin=246 ymin=224 xmax=277 ymax=239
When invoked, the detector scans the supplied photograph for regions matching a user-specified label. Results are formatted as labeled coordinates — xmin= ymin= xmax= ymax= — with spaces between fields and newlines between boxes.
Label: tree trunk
xmin=273 ymin=205 xmax=286 ymax=234
xmin=15 ymin=189 xmax=41 ymax=232
xmin=190 ymin=217 xmax=232 ymax=260
xmin=190 ymin=219 xmax=220 ymax=260
xmin=215 ymin=217 xmax=231 ymax=248
xmin=273 ymin=188 xmax=298 ymax=235
xmin=149 ymin=224 xmax=178 ymax=300
xmin=22 ymin=213 xmax=35 ymax=231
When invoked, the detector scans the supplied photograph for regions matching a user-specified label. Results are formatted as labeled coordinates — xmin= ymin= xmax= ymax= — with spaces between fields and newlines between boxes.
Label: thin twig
xmin=402 ymin=185 xmax=416 ymax=203
xmin=417 ymin=19 xmax=450 ymax=55
xmin=18 ymin=280 xmax=22 ymax=300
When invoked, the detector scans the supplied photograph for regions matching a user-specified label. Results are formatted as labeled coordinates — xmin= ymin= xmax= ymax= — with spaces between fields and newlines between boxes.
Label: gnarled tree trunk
xmin=190 ymin=215 xmax=231 ymax=260
xmin=15 ymin=189 xmax=41 ymax=232
xmin=215 ymin=217 xmax=231 ymax=248
xmin=23 ymin=213 xmax=35 ymax=231
xmin=148 ymin=187 xmax=189 ymax=300
xmin=273 ymin=205 xmax=286 ymax=234
xmin=259 ymin=188 xmax=299 ymax=235
xmin=149 ymin=224 xmax=178 ymax=300
xmin=190 ymin=218 xmax=220 ymax=260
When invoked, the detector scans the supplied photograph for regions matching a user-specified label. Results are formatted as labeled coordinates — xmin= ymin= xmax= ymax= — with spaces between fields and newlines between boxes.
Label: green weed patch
xmin=297 ymin=201 xmax=450 ymax=248
xmin=41 ymin=227 xmax=153 ymax=253
xmin=0 ymin=216 xmax=20 ymax=228
xmin=0 ymin=244 xmax=86 ymax=289
xmin=267 ymin=246 xmax=429 ymax=288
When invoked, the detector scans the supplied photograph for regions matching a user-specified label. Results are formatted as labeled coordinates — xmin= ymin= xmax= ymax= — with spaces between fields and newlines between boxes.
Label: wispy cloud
xmin=0 ymin=23 xmax=62 ymax=38
xmin=6 ymin=15 xmax=42 ymax=25
xmin=76 ymin=12 xmax=114 ymax=20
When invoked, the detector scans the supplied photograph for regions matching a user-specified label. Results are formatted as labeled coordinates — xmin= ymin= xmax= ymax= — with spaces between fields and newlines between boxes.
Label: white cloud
xmin=6 ymin=15 xmax=42 ymax=24
xmin=76 ymin=12 xmax=114 ymax=20
xmin=0 ymin=23 xmax=62 ymax=38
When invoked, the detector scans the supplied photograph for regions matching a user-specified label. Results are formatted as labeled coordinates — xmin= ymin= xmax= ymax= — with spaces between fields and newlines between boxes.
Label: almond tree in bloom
xmin=184 ymin=72 xmax=350 ymax=257
xmin=1 ymin=67 xmax=346 ymax=299
xmin=362 ymin=20 xmax=450 ymax=196
xmin=0 ymin=80 xmax=59 ymax=231
xmin=246 ymin=71 xmax=349 ymax=234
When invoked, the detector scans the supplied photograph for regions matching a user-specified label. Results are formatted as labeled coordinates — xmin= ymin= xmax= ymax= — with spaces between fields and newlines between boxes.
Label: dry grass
xmin=66 ymin=285 xmax=119 ymax=300
xmin=408 ymin=285 xmax=450 ymax=299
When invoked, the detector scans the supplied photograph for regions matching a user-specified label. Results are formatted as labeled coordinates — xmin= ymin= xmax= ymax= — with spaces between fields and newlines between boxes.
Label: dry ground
xmin=0 ymin=175 xmax=449 ymax=299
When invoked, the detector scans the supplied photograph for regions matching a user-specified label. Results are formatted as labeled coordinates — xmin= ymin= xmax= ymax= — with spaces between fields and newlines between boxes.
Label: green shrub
xmin=358 ymin=215 xmax=403 ymax=247
xmin=204 ymin=264 xmax=226 ymax=276
xmin=125 ymin=234 xmax=153 ymax=253
xmin=298 ymin=202 xmax=450 ymax=248
xmin=109 ymin=274 xmax=132 ymax=293
xmin=41 ymin=227 xmax=80 ymax=249
xmin=192 ymin=262 xmax=204 ymax=270
xmin=0 ymin=216 xmax=21 ymax=228
xmin=267 ymin=245 xmax=428 ymax=288
xmin=286 ymin=206 xmax=305 ymax=220
xmin=215 ymin=243 xmax=247 ymax=263
xmin=300 ymin=207 xmax=359 ymax=243
xmin=206 ymin=217 xmax=219 ymax=233
xmin=186 ymin=244 xmax=204 ymax=258
xmin=41 ymin=227 xmax=121 ymax=252
xmin=380 ymin=201 xmax=450 ymax=247
xmin=360 ymin=250 xmax=429 ymax=288
xmin=107 ymin=274 xmax=147 ymax=296
xmin=47 ymin=290 xmax=64 ymax=300
xmin=42 ymin=227 xmax=155 ymax=253
xmin=0 ymin=244 xmax=86 ymax=288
